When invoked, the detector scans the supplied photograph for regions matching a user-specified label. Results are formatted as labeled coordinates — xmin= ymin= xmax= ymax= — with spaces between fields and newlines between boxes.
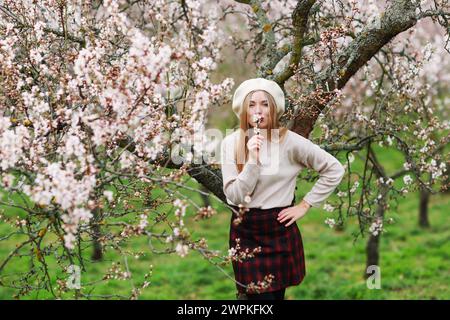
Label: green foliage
xmin=0 ymin=185 xmax=448 ymax=299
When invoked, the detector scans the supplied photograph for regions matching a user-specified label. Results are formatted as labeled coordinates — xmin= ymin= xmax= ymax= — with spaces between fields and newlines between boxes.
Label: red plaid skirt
xmin=229 ymin=203 xmax=306 ymax=294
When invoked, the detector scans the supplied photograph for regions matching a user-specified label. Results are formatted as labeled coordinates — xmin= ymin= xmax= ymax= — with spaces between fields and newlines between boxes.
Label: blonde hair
xmin=235 ymin=90 xmax=288 ymax=173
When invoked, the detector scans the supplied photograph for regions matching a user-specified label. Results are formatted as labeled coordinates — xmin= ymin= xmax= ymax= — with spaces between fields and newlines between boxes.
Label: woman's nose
xmin=255 ymin=105 xmax=263 ymax=113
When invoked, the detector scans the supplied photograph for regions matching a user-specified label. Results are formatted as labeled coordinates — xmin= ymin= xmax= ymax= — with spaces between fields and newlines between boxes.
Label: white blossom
xmin=175 ymin=242 xmax=189 ymax=257
xmin=138 ymin=214 xmax=148 ymax=231
xmin=403 ymin=175 xmax=413 ymax=185
xmin=103 ymin=190 xmax=114 ymax=202
xmin=324 ymin=218 xmax=336 ymax=228
xmin=228 ymin=247 xmax=237 ymax=257
xmin=369 ymin=219 xmax=383 ymax=236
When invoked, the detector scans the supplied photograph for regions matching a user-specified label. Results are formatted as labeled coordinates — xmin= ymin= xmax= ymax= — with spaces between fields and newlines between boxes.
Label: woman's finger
xmin=285 ymin=218 xmax=295 ymax=227
xmin=280 ymin=216 xmax=290 ymax=223
xmin=277 ymin=209 xmax=290 ymax=218
xmin=278 ymin=213 xmax=291 ymax=223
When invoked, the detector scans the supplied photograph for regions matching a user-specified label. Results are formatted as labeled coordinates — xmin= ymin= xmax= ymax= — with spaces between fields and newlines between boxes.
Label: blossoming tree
xmin=0 ymin=0 xmax=448 ymax=298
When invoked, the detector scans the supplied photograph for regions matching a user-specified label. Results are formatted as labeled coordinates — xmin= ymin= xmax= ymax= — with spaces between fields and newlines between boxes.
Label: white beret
xmin=232 ymin=78 xmax=285 ymax=120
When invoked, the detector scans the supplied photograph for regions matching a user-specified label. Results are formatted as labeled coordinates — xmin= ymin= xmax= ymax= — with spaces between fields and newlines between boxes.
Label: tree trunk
xmin=366 ymin=232 xmax=380 ymax=277
xmin=365 ymin=183 xmax=388 ymax=279
xmin=91 ymin=208 xmax=103 ymax=261
xmin=419 ymin=185 xmax=430 ymax=228
xmin=366 ymin=218 xmax=383 ymax=278
xmin=200 ymin=186 xmax=211 ymax=207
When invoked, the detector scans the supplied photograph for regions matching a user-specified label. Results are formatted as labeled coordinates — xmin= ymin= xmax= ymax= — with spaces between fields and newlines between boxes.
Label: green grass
xmin=0 ymin=177 xmax=448 ymax=299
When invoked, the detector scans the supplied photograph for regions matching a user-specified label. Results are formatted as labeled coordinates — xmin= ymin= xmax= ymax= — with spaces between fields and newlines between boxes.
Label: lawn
xmin=0 ymin=165 xmax=448 ymax=299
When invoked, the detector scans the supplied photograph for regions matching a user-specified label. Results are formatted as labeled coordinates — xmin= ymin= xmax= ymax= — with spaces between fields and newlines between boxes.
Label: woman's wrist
xmin=248 ymin=155 xmax=261 ymax=165
xmin=298 ymin=199 xmax=312 ymax=209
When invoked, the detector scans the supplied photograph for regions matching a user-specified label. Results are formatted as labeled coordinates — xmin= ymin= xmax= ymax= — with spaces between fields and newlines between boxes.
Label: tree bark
xmin=91 ymin=223 xmax=103 ymax=261
xmin=419 ymin=186 xmax=430 ymax=228
xmin=365 ymin=147 xmax=388 ymax=279
xmin=289 ymin=0 xmax=418 ymax=138
xmin=365 ymin=185 xmax=388 ymax=279
xmin=91 ymin=208 xmax=103 ymax=261
xmin=200 ymin=185 xmax=211 ymax=207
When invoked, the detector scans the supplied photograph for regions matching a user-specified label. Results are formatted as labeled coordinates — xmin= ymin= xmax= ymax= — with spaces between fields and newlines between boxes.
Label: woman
xmin=220 ymin=78 xmax=346 ymax=300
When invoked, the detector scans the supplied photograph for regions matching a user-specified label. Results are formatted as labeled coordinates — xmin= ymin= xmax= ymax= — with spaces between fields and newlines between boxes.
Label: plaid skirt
xmin=228 ymin=203 xmax=306 ymax=294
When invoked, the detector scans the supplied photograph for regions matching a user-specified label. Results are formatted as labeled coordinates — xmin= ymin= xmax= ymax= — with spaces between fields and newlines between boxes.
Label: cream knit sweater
xmin=220 ymin=129 xmax=346 ymax=209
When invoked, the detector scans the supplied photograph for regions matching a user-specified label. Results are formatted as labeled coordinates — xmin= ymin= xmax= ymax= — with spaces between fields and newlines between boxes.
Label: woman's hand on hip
xmin=277 ymin=200 xmax=311 ymax=227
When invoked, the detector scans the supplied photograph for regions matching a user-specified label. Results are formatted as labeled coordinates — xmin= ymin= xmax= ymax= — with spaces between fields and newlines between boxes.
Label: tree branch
xmin=273 ymin=0 xmax=316 ymax=84
xmin=290 ymin=0 xmax=419 ymax=138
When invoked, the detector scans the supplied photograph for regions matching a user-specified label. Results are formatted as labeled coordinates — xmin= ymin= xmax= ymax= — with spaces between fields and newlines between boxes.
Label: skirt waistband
xmin=229 ymin=194 xmax=296 ymax=214
xmin=230 ymin=203 xmax=294 ymax=213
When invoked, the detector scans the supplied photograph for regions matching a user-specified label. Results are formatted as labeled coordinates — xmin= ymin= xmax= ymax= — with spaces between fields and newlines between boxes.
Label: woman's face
xmin=247 ymin=90 xmax=270 ymax=129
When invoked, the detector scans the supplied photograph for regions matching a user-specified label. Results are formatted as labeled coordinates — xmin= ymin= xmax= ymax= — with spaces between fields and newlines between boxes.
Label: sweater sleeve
xmin=220 ymin=135 xmax=261 ymax=205
xmin=293 ymin=134 xmax=346 ymax=208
